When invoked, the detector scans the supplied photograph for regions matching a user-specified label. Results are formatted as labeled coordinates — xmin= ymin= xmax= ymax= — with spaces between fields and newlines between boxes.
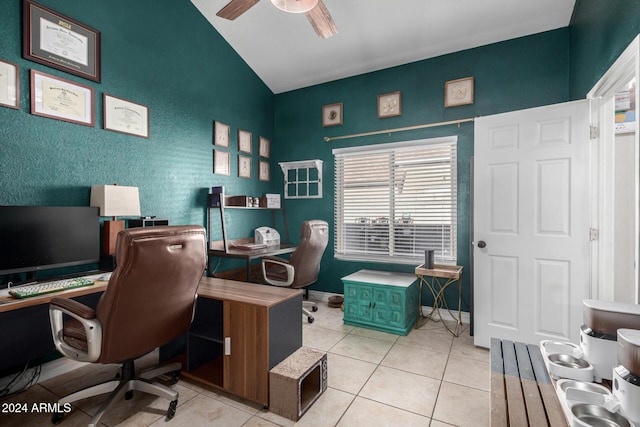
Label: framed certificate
xmin=30 ymin=69 xmax=94 ymax=127
xmin=23 ymin=0 xmax=101 ymax=82
xmin=214 ymin=121 xmax=230 ymax=147
xmin=213 ymin=149 xmax=230 ymax=175
xmin=0 ymin=60 xmax=19 ymax=110
xmin=259 ymin=136 xmax=270 ymax=158
xmin=238 ymin=129 xmax=252 ymax=153
xmin=103 ymin=94 xmax=149 ymax=138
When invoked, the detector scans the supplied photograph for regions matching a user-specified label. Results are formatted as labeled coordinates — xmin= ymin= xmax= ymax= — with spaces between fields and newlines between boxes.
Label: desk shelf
xmin=207 ymin=194 xmax=289 ymax=254
xmin=160 ymin=278 xmax=302 ymax=407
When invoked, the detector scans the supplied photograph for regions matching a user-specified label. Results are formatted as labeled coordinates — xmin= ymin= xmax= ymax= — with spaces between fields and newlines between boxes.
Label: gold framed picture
xmin=378 ymin=91 xmax=401 ymax=118
xmin=259 ymin=136 xmax=270 ymax=158
xmin=445 ymin=77 xmax=474 ymax=107
xmin=213 ymin=149 xmax=230 ymax=175
xmin=322 ymin=102 xmax=343 ymax=127
xmin=238 ymin=129 xmax=252 ymax=153
xmin=259 ymin=160 xmax=270 ymax=182
xmin=214 ymin=121 xmax=230 ymax=147
xmin=238 ymin=155 xmax=251 ymax=178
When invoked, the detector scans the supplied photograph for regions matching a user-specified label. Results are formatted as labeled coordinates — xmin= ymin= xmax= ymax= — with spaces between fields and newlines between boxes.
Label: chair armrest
xmin=261 ymin=257 xmax=295 ymax=287
xmin=50 ymin=297 xmax=96 ymax=319
xmin=49 ymin=297 xmax=102 ymax=363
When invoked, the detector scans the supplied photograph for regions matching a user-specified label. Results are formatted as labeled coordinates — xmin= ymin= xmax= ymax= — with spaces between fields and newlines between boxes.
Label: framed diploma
xmin=259 ymin=136 xmax=270 ymax=158
xmin=103 ymin=94 xmax=149 ymax=138
xmin=0 ymin=60 xmax=19 ymax=110
xmin=213 ymin=149 xmax=230 ymax=175
xmin=23 ymin=0 xmax=101 ymax=82
xmin=214 ymin=121 xmax=230 ymax=147
xmin=259 ymin=160 xmax=270 ymax=182
xmin=238 ymin=129 xmax=252 ymax=153
xmin=30 ymin=69 xmax=94 ymax=127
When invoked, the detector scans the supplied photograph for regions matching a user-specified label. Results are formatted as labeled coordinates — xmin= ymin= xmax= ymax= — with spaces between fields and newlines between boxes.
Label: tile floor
xmin=0 ymin=301 xmax=490 ymax=426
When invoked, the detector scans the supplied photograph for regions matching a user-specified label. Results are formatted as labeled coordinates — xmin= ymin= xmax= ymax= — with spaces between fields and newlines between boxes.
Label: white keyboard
xmin=9 ymin=277 xmax=94 ymax=299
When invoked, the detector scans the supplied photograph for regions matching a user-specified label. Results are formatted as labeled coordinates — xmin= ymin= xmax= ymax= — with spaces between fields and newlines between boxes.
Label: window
xmin=333 ymin=137 xmax=457 ymax=264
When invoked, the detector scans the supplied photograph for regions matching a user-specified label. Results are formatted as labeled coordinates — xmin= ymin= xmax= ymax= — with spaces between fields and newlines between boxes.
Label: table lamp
xmin=90 ymin=184 xmax=141 ymax=255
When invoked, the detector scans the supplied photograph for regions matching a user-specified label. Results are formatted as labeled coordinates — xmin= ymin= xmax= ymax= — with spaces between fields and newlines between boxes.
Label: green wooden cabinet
xmin=342 ymin=270 xmax=418 ymax=336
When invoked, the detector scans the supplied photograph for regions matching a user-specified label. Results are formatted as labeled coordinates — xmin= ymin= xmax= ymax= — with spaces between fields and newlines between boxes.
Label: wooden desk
xmin=0 ymin=281 xmax=108 ymax=313
xmin=161 ymin=277 xmax=303 ymax=407
xmin=0 ymin=277 xmax=108 ymax=373
xmin=208 ymin=240 xmax=297 ymax=281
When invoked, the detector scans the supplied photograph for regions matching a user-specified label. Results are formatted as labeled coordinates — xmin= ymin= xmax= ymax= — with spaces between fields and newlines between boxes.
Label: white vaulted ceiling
xmin=191 ymin=0 xmax=576 ymax=94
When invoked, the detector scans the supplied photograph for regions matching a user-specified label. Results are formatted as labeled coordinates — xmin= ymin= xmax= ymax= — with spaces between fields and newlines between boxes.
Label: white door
xmin=473 ymin=100 xmax=591 ymax=349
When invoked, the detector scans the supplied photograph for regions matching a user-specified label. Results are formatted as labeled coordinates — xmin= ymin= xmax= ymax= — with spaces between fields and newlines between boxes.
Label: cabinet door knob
xmin=224 ymin=337 xmax=231 ymax=356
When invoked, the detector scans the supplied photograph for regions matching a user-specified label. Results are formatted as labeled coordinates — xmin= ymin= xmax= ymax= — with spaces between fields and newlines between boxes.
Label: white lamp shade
xmin=90 ymin=185 xmax=141 ymax=217
xmin=271 ymin=0 xmax=318 ymax=13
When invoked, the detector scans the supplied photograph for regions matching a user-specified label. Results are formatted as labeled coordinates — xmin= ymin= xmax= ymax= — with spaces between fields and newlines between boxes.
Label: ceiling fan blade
xmin=306 ymin=0 xmax=337 ymax=39
xmin=216 ymin=0 xmax=261 ymax=20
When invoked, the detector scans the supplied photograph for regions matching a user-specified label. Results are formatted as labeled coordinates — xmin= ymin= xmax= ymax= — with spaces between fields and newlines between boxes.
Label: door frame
xmin=587 ymin=35 xmax=640 ymax=303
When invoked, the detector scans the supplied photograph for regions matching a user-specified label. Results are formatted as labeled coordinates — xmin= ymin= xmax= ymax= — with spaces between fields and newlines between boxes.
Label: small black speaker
xmin=425 ymin=249 xmax=435 ymax=269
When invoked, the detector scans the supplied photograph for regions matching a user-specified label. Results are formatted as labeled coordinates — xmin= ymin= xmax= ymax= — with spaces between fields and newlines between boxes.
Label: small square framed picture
xmin=322 ymin=102 xmax=343 ymax=127
xmin=238 ymin=129 xmax=252 ymax=153
xmin=378 ymin=91 xmax=401 ymax=118
xmin=445 ymin=77 xmax=474 ymax=107
xmin=259 ymin=160 xmax=270 ymax=182
xmin=259 ymin=136 xmax=270 ymax=158
xmin=213 ymin=149 xmax=230 ymax=175
xmin=214 ymin=121 xmax=230 ymax=147
xmin=238 ymin=155 xmax=251 ymax=179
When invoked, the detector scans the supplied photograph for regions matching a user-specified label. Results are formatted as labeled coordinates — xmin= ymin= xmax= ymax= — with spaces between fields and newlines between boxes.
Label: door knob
xmin=477 ymin=241 xmax=487 ymax=248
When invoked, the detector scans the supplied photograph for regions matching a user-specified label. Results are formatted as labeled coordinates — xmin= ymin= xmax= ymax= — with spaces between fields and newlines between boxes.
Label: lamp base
xmin=103 ymin=219 xmax=125 ymax=255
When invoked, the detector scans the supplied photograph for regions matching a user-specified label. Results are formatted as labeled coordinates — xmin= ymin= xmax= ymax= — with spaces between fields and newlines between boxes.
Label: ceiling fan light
xmin=270 ymin=0 xmax=319 ymax=14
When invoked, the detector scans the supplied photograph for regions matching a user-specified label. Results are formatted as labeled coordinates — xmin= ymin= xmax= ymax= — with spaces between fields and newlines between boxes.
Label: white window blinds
xmin=333 ymin=137 xmax=457 ymax=264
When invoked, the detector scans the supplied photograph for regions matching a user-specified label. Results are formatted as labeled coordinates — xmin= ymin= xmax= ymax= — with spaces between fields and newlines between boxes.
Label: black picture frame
xmin=23 ymin=0 xmax=101 ymax=82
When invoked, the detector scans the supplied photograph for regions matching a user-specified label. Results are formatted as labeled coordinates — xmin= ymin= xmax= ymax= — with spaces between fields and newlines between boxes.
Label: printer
xmin=255 ymin=227 xmax=280 ymax=246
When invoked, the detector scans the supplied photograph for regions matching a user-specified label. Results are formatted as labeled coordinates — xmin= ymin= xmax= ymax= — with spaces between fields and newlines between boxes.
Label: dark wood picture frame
xmin=23 ymin=0 xmax=101 ymax=82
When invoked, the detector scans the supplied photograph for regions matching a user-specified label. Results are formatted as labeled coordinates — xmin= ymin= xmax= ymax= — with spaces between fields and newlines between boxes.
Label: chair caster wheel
xmin=307 ymin=316 xmax=314 ymax=323
xmin=125 ymin=390 xmax=133 ymax=400
xmin=171 ymin=370 xmax=181 ymax=384
xmin=166 ymin=399 xmax=178 ymax=420
xmin=51 ymin=412 xmax=65 ymax=424
xmin=311 ymin=305 xmax=318 ymax=312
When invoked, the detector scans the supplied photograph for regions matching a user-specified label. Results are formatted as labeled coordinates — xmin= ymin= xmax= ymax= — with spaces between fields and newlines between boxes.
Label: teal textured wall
xmin=569 ymin=0 xmax=640 ymax=99
xmin=274 ymin=30 xmax=571 ymax=310
xmin=0 ymin=0 xmax=277 ymax=279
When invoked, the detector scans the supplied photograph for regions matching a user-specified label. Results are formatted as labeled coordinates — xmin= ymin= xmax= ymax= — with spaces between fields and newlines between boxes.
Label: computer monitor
xmin=0 ymin=206 xmax=100 ymax=281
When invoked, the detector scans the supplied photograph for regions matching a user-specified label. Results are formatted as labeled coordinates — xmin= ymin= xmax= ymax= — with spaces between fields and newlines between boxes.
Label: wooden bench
xmin=491 ymin=338 xmax=568 ymax=426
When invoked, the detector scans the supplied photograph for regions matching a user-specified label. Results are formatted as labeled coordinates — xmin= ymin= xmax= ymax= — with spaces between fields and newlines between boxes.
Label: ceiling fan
xmin=216 ymin=0 xmax=338 ymax=39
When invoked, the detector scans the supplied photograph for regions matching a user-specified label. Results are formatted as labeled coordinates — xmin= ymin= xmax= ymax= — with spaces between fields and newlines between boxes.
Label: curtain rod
xmin=324 ymin=117 xmax=476 ymax=142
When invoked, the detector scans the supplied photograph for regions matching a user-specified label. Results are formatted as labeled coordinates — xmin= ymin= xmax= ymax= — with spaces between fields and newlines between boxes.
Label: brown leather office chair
xmin=261 ymin=220 xmax=328 ymax=323
xmin=49 ymin=225 xmax=206 ymax=426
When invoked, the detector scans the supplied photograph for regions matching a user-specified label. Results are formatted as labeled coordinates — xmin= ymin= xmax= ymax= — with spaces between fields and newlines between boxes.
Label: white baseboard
xmin=308 ymin=290 xmax=470 ymax=324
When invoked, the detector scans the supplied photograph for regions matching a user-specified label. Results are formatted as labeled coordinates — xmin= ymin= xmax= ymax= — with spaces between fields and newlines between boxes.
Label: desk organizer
xmin=269 ymin=347 xmax=327 ymax=421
